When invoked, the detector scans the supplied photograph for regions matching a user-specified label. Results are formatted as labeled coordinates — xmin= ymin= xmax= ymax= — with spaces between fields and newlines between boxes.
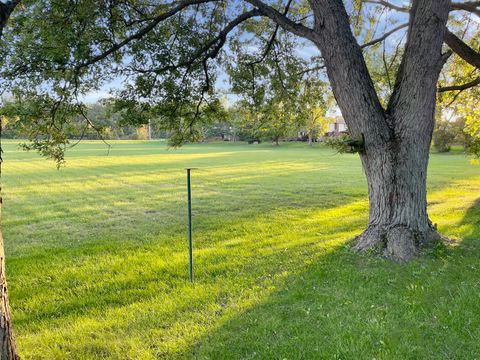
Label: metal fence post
xmin=187 ymin=168 xmax=193 ymax=283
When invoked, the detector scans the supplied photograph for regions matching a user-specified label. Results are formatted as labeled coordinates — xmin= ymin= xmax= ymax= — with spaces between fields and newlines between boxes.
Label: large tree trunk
xmin=308 ymin=0 xmax=451 ymax=260
xmin=0 ymin=231 xmax=18 ymax=360
xmin=354 ymin=124 xmax=440 ymax=260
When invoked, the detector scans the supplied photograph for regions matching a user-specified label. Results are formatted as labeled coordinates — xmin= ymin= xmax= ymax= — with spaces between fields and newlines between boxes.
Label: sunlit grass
xmin=2 ymin=140 xmax=480 ymax=359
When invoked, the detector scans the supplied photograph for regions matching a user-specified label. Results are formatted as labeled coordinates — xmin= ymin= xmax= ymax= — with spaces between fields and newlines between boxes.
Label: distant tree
xmin=438 ymin=78 xmax=480 ymax=158
xmin=297 ymin=79 xmax=331 ymax=145
xmin=433 ymin=118 xmax=456 ymax=153
xmin=262 ymin=100 xmax=298 ymax=145
xmin=303 ymin=106 xmax=328 ymax=144
xmin=437 ymin=27 xmax=480 ymax=157
xmin=134 ymin=125 xmax=150 ymax=140
xmin=462 ymin=104 xmax=480 ymax=158
xmin=448 ymin=118 xmax=467 ymax=151
xmin=229 ymin=101 xmax=262 ymax=143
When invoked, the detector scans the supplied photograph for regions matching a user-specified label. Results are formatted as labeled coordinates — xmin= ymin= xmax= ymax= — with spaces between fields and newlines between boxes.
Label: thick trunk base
xmin=0 ymin=230 xmax=19 ymax=360
xmin=353 ymin=223 xmax=442 ymax=261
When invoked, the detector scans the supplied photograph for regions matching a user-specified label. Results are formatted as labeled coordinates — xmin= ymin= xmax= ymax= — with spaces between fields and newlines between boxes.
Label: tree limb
xmin=124 ymin=9 xmax=261 ymax=78
xmin=387 ymin=0 xmax=451 ymax=118
xmin=0 ymin=0 xmax=21 ymax=38
xmin=363 ymin=0 xmax=480 ymax=66
xmin=307 ymin=0 xmax=389 ymax=138
xmin=361 ymin=23 xmax=408 ymax=49
xmin=363 ymin=0 xmax=408 ymax=12
xmin=444 ymin=30 xmax=480 ymax=69
xmin=249 ymin=0 xmax=294 ymax=66
xmin=438 ymin=76 xmax=480 ymax=92
xmin=244 ymin=0 xmax=316 ymax=40
xmin=200 ymin=9 xmax=262 ymax=90
xmin=76 ymin=0 xmax=221 ymax=69
xmin=451 ymin=1 xmax=480 ymax=16
xmin=364 ymin=0 xmax=480 ymax=15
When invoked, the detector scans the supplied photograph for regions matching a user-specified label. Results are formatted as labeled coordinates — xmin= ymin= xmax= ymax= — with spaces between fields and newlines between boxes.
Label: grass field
xmin=2 ymin=140 xmax=480 ymax=359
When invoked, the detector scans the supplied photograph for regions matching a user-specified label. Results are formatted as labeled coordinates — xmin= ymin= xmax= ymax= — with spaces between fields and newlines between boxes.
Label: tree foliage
xmin=0 ymin=0 xmax=478 ymax=161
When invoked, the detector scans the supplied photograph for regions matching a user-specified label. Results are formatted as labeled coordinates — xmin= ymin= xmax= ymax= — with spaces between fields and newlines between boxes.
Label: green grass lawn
xmin=2 ymin=140 xmax=480 ymax=359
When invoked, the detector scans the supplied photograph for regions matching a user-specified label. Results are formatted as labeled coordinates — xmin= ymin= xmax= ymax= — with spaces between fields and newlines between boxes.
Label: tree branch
xmin=451 ymin=1 xmax=480 ymax=16
xmin=243 ymin=0 xmax=316 ymax=40
xmin=444 ymin=30 xmax=480 ymax=69
xmin=0 ymin=0 xmax=21 ymax=38
xmin=307 ymin=0 xmax=389 ymax=138
xmin=361 ymin=23 xmax=408 ymax=49
xmin=249 ymin=0 xmax=294 ymax=66
xmin=125 ymin=9 xmax=261 ymax=79
xmin=363 ymin=0 xmax=408 ymax=12
xmin=438 ymin=76 xmax=480 ymax=92
xmin=199 ymin=9 xmax=262 ymax=90
xmin=387 ymin=0 xmax=451 ymax=118
xmin=364 ymin=0 xmax=480 ymax=75
xmin=364 ymin=0 xmax=480 ymax=15
xmin=76 ymin=0 xmax=220 ymax=69
xmin=363 ymin=0 xmax=480 ymax=64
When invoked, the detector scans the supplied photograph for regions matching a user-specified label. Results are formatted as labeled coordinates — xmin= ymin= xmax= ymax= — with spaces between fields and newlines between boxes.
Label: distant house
xmin=327 ymin=117 xmax=347 ymax=134
xmin=224 ymin=133 xmax=240 ymax=142
xmin=297 ymin=129 xmax=308 ymax=141
xmin=296 ymin=116 xmax=348 ymax=142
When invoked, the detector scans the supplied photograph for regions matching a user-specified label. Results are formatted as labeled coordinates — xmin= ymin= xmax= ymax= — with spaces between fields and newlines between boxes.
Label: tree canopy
xmin=0 ymin=0 xmax=478 ymax=161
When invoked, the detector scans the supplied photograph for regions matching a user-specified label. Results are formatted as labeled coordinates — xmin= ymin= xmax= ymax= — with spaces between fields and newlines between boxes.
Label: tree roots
xmin=353 ymin=224 xmax=442 ymax=261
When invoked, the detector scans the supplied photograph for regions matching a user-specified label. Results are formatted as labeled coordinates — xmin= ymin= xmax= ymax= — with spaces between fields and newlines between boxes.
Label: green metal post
xmin=187 ymin=168 xmax=193 ymax=283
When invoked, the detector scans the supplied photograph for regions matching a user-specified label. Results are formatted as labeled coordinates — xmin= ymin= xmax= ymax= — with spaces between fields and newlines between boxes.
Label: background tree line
xmin=2 ymin=95 xmax=477 ymax=154
xmin=1 ymin=72 xmax=335 ymax=145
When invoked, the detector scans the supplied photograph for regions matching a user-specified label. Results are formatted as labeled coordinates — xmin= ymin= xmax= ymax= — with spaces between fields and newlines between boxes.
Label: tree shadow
xmin=7 ymin=189 xmax=368 ymax=359
xmin=182 ymin=199 xmax=480 ymax=359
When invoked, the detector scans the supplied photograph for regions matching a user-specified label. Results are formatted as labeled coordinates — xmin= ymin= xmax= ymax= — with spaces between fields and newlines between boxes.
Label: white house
xmin=327 ymin=116 xmax=347 ymax=133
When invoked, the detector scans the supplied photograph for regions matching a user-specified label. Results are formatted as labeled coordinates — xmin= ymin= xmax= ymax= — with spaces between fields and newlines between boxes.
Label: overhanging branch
xmin=0 ymin=0 xmax=21 ymax=38
xmin=200 ymin=9 xmax=262 ymax=90
xmin=76 ymin=0 xmax=221 ymax=69
xmin=364 ymin=0 xmax=480 ymax=15
xmin=362 ymin=0 xmax=408 ymax=12
xmin=244 ymin=0 xmax=316 ymax=40
xmin=451 ymin=1 xmax=480 ymax=16
xmin=125 ymin=9 xmax=261 ymax=78
xmin=249 ymin=0 xmax=294 ymax=66
xmin=361 ymin=23 xmax=408 ymax=49
xmin=438 ymin=76 xmax=480 ymax=92
xmin=444 ymin=30 xmax=480 ymax=69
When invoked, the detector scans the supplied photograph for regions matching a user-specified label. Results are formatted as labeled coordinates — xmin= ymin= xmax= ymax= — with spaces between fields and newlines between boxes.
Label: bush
xmin=433 ymin=120 xmax=456 ymax=153
xmin=324 ymin=133 xmax=364 ymax=154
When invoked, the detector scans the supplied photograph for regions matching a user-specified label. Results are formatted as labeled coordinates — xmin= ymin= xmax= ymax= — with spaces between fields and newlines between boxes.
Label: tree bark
xmin=0 ymin=1 xmax=20 ymax=39
xmin=0 ymin=231 xmax=18 ymax=360
xmin=308 ymin=0 xmax=451 ymax=260
xmin=354 ymin=133 xmax=440 ymax=260
xmin=0 ymin=3 xmax=21 ymax=357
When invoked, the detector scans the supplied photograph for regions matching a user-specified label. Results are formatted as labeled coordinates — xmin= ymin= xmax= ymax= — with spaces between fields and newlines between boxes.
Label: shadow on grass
xmin=8 ymin=198 xmax=366 ymax=335
xmin=181 ymin=199 xmax=480 ymax=359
